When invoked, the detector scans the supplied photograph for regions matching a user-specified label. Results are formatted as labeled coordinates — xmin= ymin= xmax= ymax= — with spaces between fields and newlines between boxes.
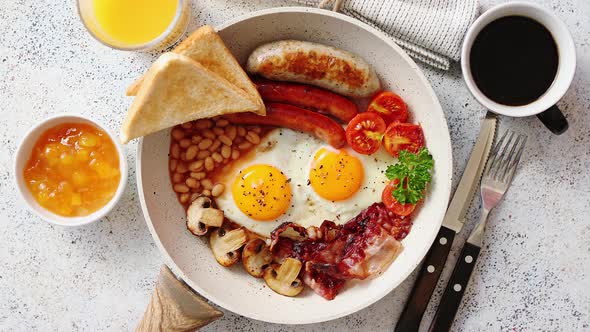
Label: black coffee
xmin=470 ymin=16 xmax=559 ymax=106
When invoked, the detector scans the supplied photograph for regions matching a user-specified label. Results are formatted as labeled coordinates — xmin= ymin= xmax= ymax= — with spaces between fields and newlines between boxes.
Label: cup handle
xmin=536 ymin=105 xmax=568 ymax=135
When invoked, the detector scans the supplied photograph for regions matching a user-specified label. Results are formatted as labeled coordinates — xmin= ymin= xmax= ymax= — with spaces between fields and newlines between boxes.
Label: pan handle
xmin=135 ymin=265 xmax=223 ymax=332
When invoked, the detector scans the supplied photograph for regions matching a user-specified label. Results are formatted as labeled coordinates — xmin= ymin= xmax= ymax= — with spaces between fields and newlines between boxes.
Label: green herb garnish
xmin=385 ymin=148 xmax=434 ymax=204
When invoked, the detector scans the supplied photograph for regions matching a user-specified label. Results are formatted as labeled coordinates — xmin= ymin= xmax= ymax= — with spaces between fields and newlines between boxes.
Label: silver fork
xmin=428 ymin=130 xmax=527 ymax=332
xmin=469 ymin=130 xmax=528 ymax=247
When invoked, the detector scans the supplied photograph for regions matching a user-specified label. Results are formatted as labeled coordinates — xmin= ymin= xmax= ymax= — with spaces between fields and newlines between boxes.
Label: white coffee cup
xmin=461 ymin=1 xmax=576 ymax=134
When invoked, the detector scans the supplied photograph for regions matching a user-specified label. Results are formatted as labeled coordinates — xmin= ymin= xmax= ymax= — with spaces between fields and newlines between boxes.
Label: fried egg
xmin=230 ymin=164 xmax=292 ymax=221
xmin=215 ymin=128 xmax=392 ymax=237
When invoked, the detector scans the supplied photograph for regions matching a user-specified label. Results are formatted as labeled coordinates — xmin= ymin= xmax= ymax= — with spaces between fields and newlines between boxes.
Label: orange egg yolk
xmin=309 ymin=148 xmax=364 ymax=201
xmin=231 ymin=164 xmax=292 ymax=221
xmin=23 ymin=122 xmax=121 ymax=217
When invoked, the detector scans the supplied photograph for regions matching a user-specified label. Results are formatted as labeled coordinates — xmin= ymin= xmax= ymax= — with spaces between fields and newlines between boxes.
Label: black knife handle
xmin=429 ymin=242 xmax=481 ymax=332
xmin=395 ymin=226 xmax=456 ymax=332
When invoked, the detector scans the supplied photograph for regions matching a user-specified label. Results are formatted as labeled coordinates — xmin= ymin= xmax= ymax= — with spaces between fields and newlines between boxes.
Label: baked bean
xmin=221 ymin=145 xmax=231 ymax=159
xmin=169 ymin=159 xmax=178 ymax=172
xmin=249 ymin=126 xmax=262 ymax=134
xmin=202 ymin=189 xmax=211 ymax=197
xmin=201 ymin=179 xmax=213 ymax=190
xmin=185 ymin=145 xmax=198 ymax=160
xmin=205 ymin=157 xmax=214 ymax=171
xmin=238 ymin=142 xmax=252 ymax=150
xmin=190 ymin=193 xmax=200 ymax=202
xmin=197 ymin=150 xmax=210 ymax=159
xmin=198 ymin=139 xmax=213 ymax=150
xmin=181 ymin=122 xmax=193 ymax=129
xmin=212 ymin=127 xmax=224 ymax=136
xmin=188 ymin=160 xmax=204 ymax=172
xmin=202 ymin=129 xmax=215 ymax=139
xmin=171 ymin=143 xmax=180 ymax=159
xmin=176 ymin=162 xmax=188 ymax=173
xmin=237 ymin=126 xmax=246 ymax=137
xmin=179 ymin=138 xmax=192 ymax=149
xmin=212 ymin=152 xmax=223 ymax=163
xmin=225 ymin=126 xmax=237 ymax=140
xmin=173 ymin=184 xmax=189 ymax=193
xmin=171 ymin=128 xmax=184 ymax=141
xmin=231 ymin=149 xmax=240 ymax=160
xmin=172 ymin=172 xmax=183 ymax=183
xmin=208 ymin=139 xmax=221 ymax=152
xmin=179 ymin=193 xmax=190 ymax=203
xmin=245 ymin=131 xmax=260 ymax=144
xmin=180 ymin=152 xmax=187 ymax=161
xmin=186 ymin=177 xmax=200 ymax=189
xmin=234 ymin=136 xmax=244 ymax=144
xmin=191 ymin=135 xmax=202 ymax=144
xmin=190 ymin=171 xmax=206 ymax=180
xmin=216 ymin=119 xmax=229 ymax=127
xmin=219 ymin=134 xmax=232 ymax=146
xmin=211 ymin=183 xmax=225 ymax=197
xmin=195 ymin=119 xmax=212 ymax=130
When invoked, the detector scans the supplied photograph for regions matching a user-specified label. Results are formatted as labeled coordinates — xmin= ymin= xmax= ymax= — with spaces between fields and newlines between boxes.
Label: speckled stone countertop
xmin=1 ymin=0 xmax=588 ymax=331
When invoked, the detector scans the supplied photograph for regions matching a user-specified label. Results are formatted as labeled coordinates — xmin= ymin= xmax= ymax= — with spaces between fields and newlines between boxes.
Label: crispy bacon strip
xmin=270 ymin=203 xmax=410 ymax=300
xmin=302 ymin=262 xmax=346 ymax=300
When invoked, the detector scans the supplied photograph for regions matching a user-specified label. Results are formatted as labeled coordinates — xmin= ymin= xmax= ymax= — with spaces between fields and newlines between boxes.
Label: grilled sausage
xmin=247 ymin=40 xmax=380 ymax=98
xmin=254 ymin=79 xmax=358 ymax=122
xmin=225 ymin=103 xmax=346 ymax=148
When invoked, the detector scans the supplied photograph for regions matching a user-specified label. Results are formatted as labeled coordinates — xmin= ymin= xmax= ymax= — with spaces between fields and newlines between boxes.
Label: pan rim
xmin=136 ymin=6 xmax=453 ymax=325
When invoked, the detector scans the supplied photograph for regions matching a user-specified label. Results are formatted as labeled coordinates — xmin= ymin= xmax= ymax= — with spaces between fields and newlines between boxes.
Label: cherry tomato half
xmin=382 ymin=180 xmax=416 ymax=217
xmin=367 ymin=91 xmax=409 ymax=125
xmin=345 ymin=113 xmax=386 ymax=155
xmin=383 ymin=122 xmax=425 ymax=157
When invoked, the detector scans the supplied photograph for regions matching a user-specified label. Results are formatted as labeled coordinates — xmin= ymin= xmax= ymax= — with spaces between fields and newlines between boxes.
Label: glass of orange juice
xmin=77 ymin=0 xmax=190 ymax=51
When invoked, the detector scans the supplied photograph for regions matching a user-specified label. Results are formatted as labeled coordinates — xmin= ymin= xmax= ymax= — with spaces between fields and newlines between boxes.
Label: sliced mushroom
xmin=187 ymin=196 xmax=224 ymax=236
xmin=242 ymin=239 xmax=272 ymax=278
xmin=209 ymin=226 xmax=247 ymax=267
xmin=263 ymin=257 xmax=304 ymax=297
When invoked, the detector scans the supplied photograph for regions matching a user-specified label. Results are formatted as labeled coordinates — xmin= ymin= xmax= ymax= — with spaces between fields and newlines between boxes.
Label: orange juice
xmin=24 ymin=123 xmax=121 ymax=217
xmin=92 ymin=0 xmax=178 ymax=45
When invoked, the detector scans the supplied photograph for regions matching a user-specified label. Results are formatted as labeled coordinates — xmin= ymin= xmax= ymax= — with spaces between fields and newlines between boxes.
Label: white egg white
xmin=215 ymin=128 xmax=395 ymax=237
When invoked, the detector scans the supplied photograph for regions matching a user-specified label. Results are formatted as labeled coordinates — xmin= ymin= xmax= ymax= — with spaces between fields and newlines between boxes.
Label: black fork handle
xmin=429 ymin=242 xmax=481 ymax=332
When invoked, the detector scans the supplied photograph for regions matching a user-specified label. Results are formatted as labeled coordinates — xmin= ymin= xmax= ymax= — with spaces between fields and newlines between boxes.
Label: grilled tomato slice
xmin=345 ymin=112 xmax=386 ymax=155
xmin=367 ymin=91 xmax=409 ymax=125
xmin=382 ymin=180 xmax=416 ymax=217
xmin=383 ymin=122 xmax=425 ymax=157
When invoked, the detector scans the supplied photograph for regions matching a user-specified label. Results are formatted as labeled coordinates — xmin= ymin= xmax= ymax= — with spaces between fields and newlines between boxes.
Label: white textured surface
xmin=1 ymin=0 xmax=589 ymax=331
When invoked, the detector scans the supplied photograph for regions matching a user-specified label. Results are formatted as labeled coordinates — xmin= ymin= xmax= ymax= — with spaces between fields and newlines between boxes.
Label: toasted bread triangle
xmin=126 ymin=25 xmax=264 ymax=114
xmin=120 ymin=53 xmax=260 ymax=143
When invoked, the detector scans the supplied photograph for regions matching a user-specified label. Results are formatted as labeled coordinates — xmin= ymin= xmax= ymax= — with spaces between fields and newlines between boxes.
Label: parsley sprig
xmin=385 ymin=148 xmax=434 ymax=204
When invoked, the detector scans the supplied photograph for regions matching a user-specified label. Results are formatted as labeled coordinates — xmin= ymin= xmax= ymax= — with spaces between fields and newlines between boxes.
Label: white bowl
xmin=137 ymin=7 xmax=453 ymax=324
xmin=14 ymin=114 xmax=127 ymax=226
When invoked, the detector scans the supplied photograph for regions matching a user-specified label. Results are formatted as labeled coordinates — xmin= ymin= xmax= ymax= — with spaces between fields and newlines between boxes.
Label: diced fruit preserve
xmin=23 ymin=123 xmax=121 ymax=217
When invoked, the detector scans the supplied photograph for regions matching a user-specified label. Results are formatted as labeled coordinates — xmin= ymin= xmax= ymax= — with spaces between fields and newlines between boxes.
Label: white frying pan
xmin=136 ymin=7 xmax=453 ymax=326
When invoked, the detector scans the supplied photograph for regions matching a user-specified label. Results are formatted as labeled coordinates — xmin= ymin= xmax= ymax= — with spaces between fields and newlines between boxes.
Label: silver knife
xmin=395 ymin=112 xmax=497 ymax=332
xmin=442 ymin=112 xmax=497 ymax=232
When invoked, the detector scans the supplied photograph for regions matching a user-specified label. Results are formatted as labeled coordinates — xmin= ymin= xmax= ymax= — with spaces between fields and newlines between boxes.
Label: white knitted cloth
xmin=293 ymin=0 xmax=479 ymax=70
